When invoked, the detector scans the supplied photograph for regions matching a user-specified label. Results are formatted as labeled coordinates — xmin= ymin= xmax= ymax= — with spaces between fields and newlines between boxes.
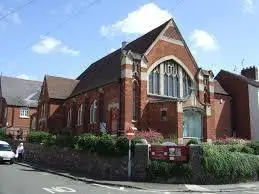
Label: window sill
xmin=20 ymin=116 xmax=29 ymax=119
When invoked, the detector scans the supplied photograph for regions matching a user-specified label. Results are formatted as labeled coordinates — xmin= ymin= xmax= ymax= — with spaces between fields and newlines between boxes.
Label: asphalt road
xmin=1 ymin=163 xmax=259 ymax=194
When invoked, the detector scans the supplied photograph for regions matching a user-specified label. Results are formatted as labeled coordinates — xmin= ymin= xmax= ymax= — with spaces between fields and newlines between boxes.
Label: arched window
xmin=67 ymin=108 xmax=72 ymax=127
xmin=132 ymin=81 xmax=138 ymax=121
xmin=77 ymin=105 xmax=83 ymax=126
xmin=90 ymin=100 xmax=97 ymax=124
xmin=148 ymin=60 xmax=191 ymax=98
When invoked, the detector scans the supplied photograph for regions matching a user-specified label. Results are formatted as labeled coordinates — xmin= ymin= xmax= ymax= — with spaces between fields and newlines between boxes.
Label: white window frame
xmin=77 ymin=105 xmax=83 ymax=126
xmin=90 ymin=100 xmax=97 ymax=124
xmin=67 ymin=108 xmax=72 ymax=127
xmin=20 ymin=107 xmax=29 ymax=119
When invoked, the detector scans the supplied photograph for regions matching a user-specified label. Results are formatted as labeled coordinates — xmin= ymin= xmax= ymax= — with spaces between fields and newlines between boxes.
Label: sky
xmin=0 ymin=0 xmax=258 ymax=81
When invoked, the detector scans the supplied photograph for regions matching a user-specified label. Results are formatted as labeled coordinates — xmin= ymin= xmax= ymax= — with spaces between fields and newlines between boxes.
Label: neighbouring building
xmin=38 ymin=75 xmax=79 ymax=134
xmin=216 ymin=66 xmax=259 ymax=140
xmin=37 ymin=18 xmax=235 ymax=143
xmin=0 ymin=76 xmax=42 ymax=138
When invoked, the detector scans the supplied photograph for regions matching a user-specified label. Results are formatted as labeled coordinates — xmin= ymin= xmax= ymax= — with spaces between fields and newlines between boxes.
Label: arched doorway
xmin=183 ymin=109 xmax=203 ymax=139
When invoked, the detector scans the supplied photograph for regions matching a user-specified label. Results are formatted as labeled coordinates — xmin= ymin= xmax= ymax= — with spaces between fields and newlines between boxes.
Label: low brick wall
xmin=23 ymin=143 xmax=128 ymax=181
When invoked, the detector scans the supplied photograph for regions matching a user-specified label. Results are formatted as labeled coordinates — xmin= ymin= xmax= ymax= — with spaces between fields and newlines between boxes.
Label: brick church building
xmin=37 ymin=18 xmax=256 ymax=143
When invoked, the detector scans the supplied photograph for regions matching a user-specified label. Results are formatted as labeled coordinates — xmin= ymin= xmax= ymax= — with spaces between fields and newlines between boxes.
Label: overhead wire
xmin=0 ymin=0 xmax=101 ymax=65
xmin=0 ymin=0 xmax=37 ymax=22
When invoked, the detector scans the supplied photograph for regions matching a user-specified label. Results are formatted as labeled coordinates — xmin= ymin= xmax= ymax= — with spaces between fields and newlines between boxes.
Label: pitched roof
xmin=72 ymin=20 xmax=171 ymax=97
xmin=214 ymin=80 xmax=229 ymax=95
xmin=0 ymin=76 xmax=42 ymax=107
xmin=45 ymin=75 xmax=79 ymax=100
xmin=216 ymin=70 xmax=259 ymax=88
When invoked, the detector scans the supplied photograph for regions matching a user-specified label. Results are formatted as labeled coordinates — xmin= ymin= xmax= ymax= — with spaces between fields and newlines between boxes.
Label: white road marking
xmin=92 ymin=183 xmax=128 ymax=192
xmin=185 ymin=184 xmax=210 ymax=192
xmin=42 ymin=187 xmax=76 ymax=193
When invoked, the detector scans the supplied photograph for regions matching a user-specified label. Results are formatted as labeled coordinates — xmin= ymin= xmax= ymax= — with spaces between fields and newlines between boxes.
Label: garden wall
xmin=22 ymin=143 xmax=149 ymax=181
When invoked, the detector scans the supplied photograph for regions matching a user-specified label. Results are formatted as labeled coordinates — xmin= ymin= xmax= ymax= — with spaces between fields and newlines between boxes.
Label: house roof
xmin=72 ymin=20 xmax=171 ymax=97
xmin=214 ymin=80 xmax=229 ymax=95
xmin=216 ymin=70 xmax=259 ymax=88
xmin=45 ymin=75 xmax=79 ymax=100
xmin=0 ymin=76 xmax=42 ymax=107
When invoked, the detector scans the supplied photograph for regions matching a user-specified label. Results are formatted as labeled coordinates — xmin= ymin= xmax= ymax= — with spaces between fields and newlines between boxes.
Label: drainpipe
xmin=118 ymin=78 xmax=122 ymax=137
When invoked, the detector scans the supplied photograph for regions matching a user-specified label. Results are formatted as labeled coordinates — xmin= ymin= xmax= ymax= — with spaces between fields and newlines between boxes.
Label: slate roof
xmin=45 ymin=75 xmax=79 ymax=100
xmin=0 ymin=76 xmax=42 ymax=107
xmin=216 ymin=70 xmax=259 ymax=88
xmin=72 ymin=20 xmax=171 ymax=97
xmin=214 ymin=80 xmax=229 ymax=95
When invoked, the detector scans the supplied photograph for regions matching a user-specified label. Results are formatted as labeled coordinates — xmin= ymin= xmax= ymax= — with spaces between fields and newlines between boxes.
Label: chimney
xmin=121 ymin=41 xmax=127 ymax=50
xmin=241 ymin=66 xmax=258 ymax=81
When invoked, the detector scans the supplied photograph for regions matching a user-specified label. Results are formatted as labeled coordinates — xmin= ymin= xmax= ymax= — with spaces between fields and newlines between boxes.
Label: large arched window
xmin=148 ymin=60 xmax=191 ymax=98
xmin=149 ymin=66 xmax=160 ymax=95
xmin=90 ymin=100 xmax=97 ymax=124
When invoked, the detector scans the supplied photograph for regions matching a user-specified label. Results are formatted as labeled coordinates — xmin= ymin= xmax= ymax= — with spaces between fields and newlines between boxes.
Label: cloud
xmin=100 ymin=3 xmax=171 ymax=36
xmin=16 ymin=74 xmax=30 ymax=80
xmin=243 ymin=0 xmax=256 ymax=14
xmin=0 ymin=5 xmax=22 ymax=25
xmin=189 ymin=30 xmax=219 ymax=52
xmin=32 ymin=36 xmax=80 ymax=56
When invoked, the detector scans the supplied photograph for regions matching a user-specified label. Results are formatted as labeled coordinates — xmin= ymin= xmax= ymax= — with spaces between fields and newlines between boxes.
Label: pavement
xmin=1 ymin=162 xmax=259 ymax=194
xmin=14 ymin=162 xmax=259 ymax=193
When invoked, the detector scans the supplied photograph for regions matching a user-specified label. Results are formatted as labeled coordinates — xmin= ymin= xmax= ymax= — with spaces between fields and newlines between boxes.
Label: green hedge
xmin=27 ymin=131 xmax=50 ymax=143
xmin=0 ymin=128 xmax=10 ymax=142
xmin=28 ymin=131 xmax=130 ymax=157
xmin=247 ymin=141 xmax=259 ymax=155
xmin=202 ymin=144 xmax=259 ymax=184
xmin=148 ymin=160 xmax=191 ymax=181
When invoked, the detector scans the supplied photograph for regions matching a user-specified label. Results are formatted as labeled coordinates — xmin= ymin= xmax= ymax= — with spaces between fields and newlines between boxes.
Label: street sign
xmin=150 ymin=145 xmax=189 ymax=162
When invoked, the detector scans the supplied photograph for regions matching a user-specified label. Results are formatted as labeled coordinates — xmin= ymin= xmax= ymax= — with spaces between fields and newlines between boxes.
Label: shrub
xmin=135 ymin=129 xmax=164 ymax=143
xmin=115 ymin=136 xmax=128 ymax=156
xmin=27 ymin=131 xmax=50 ymax=143
xmin=241 ymin=146 xmax=255 ymax=154
xmin=214 ymin=137 xmax=249 ymax=145
xmin=202 ymin=144 xmax=259 ymax=184
xmin=187 ymin=138 xmax=199 ymax=146
xmin=148 ymin=160 xmax=191 ymax=181
xmin=247 ymin=141 xmax=259 ymax=155
xmin=95 ymin=133 xmax=116 ymax=156
xmin=0 ymin=128 xmax=11 ymax=142
xmin=54 ymin=135 xmax=74 ymax=148
xmin=74 ymin=133 xmax=98 ymax=152
xmin=42 ymin=135 xmax=56 ymax=147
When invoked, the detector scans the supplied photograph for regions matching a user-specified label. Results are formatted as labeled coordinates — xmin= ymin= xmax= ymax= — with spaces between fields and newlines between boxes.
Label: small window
xmin=20 ymin=107 xmax=29 ymax=118
xmin=67 ymin=108 xmax=72 ymax=127
xmin=161 ymin=109 xmax=168 ymax=121
xmin=90 ymin=100 xmax=98 ymax=124
xmin=77 ymin=105 xmax=83 ymax=126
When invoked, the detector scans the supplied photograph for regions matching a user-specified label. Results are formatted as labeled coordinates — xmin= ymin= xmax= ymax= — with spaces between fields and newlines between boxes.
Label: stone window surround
xmin=147 ymin=55 xmax=194 ymax=100
xmin=20 ymin=107 xmax=29 ymax=119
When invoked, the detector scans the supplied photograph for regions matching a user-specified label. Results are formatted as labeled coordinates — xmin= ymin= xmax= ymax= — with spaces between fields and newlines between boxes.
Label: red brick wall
xmin=146 ymin=39 xmax=198 ymax=76
xmin=7 ymin=106 xmax=37 ymax=129
xmin=216 ymin=74 xmax=251 ymax=139
xmin=214 ymin=94 xmax=232 ymax=138
xmin=147 ymin=102 xmax=178 ymax=137
xmin=64 ymin=82 xmax=120 ymax=135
